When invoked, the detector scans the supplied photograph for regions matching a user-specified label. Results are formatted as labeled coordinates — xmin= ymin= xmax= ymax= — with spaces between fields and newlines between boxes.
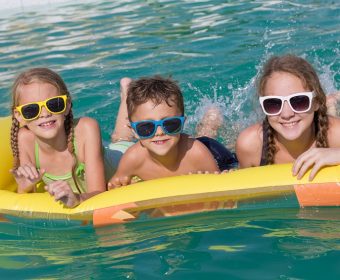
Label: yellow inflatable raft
xmin=1 ymin=116 xmax=340 ymax=227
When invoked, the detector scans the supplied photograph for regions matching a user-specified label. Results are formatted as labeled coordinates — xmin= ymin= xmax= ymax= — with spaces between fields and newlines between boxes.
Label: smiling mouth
xmin=152 ymin=139 xmax=169 ymax=145
xmin=281 ymin=121 xmax=298 ymax=128
xmin=39 ymin=120 xmax=56 ymax=128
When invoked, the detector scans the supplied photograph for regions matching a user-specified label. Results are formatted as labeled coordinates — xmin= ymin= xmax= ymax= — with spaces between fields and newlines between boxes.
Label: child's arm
xmin=236 ymin=124 xmax=262 ymax=168
xmin=292 ymin=147 xmax=340 ymax=181
xmin=293 ymin=116 xmax=340 ymax=180
xmin=78 ymin=117 xmax=106 ymax=195
xmin=13 ymin=128 xmax=44 ymax=193
xmin=191 ymin=139 xmax=220 ymax=172
xmin=108 ymin=147 xmax=140 ymax=189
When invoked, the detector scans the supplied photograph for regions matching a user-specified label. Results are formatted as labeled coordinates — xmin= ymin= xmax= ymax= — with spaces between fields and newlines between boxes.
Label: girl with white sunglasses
xmin=236 ymin=54 xmax=340 ymax=180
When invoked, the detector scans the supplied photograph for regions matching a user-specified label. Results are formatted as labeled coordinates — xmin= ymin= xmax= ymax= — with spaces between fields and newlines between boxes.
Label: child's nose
xmin=280 ymin=100 xmax=295 ymax=118
xmin=39 ymin=105 xmax=51 ymax=117
xmin=154 ymin=125 xmax=164 ymax=136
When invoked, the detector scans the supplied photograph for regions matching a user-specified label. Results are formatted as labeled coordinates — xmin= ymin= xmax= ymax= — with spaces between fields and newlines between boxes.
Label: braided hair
xmin=258 ymin=55 xmax=329 ymax=164
xmin=11 ymin=68 xmax=81 ymax=193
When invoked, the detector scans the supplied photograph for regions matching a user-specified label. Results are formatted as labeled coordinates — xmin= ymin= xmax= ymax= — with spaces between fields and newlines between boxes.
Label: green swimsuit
xmin=35 ymin=139 xmax=86 ymax=194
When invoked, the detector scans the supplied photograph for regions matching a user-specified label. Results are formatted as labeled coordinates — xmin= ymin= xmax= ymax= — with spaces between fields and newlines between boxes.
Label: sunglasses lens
xmin=263 ymin=98 xmax=282 ymax=115
xmin=135 ymin=121 xmax=156 ymax=138
xmin=46 ymin=97 xmax=66 ymax=113
xmin=163 ymin=118 xmax=183 ymax=134
xmin=21 ymin=104 xmax=40 ymax=120
xmin=290 ymin=95 xmax=310 ymax=112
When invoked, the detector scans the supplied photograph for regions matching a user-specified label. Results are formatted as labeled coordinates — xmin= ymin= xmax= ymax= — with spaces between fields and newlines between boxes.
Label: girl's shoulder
xmin=327 ymin=116 xmax=340 ymax=146
xmin=74 ymin=117 xmax=100 ymax=132
xmin=17 ymin=126 xmax=35 ymax=161
xmin=236 ymin=123 xmax=263 ymax=167
xmin=236 ymin=123 xmax=263 ymax=150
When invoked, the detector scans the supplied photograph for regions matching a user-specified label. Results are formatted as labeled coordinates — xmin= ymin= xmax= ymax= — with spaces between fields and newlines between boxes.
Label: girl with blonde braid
xmin=10 ymin=68 xmax=106 ymax=207
xmin=236 ymin=54 xmax=340 ymax=180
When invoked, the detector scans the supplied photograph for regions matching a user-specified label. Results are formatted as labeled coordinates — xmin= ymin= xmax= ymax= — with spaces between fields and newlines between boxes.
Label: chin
xmin=277 ymin=130 xmax=304 ymax=141
xmin=150 ymin=147 xmax=173 ymax=157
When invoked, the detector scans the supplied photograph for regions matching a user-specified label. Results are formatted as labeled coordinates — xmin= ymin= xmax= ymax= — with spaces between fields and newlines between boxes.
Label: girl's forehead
xmin=17 ymin=82 xmax=59 ymax=103
xmin=264 ymin=72 xmax=307 ymax=96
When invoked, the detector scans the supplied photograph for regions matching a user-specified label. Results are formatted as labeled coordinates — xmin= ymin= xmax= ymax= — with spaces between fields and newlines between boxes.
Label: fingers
xmin=309 ymin=161 xmax=325 ymax=181
xmin=11 ymin=164 xmax=40 ymax=180
xmin=293 ymin=148 xmax=340 ymax=181
xmin=45 ymin=181 xmax=80 ymax=208
xmin=108 ymin=176 xmax=131 ymax=190
xmin=293 ymin=148 xmax=318 ymax=179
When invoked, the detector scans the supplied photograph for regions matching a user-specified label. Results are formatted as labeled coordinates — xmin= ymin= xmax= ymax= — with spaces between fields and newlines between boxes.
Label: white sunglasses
xmin=259 ymin=92 xmax=315 ymax=116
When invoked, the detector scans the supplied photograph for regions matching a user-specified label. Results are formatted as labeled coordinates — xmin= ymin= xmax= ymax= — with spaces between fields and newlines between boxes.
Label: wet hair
xmin=10 ymin=68 xmax=81 ymax=193
xmin=258 ymin=54 xmax=329 ymax=164
xmin=126 ymin=75 xmax=184 ymax=120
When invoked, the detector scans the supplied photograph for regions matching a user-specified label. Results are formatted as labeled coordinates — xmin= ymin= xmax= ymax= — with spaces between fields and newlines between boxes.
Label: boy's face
xmin=130 ymin=100 xmax=183 ymax=157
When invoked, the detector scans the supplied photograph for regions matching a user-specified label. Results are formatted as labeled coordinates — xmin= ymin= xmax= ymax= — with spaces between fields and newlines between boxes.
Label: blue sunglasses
xmin=130 ymin=116 xmax=186 ymax=139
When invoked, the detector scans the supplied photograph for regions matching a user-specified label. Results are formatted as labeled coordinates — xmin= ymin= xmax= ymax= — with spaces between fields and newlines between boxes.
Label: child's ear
xmin=14 ymin=109 xmax=26 ymax=125
xmin=65 ymin=99 xmax=72 ymax=116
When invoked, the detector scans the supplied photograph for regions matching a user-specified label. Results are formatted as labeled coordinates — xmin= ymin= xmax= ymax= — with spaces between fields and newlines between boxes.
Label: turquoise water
xmin=0 ymin=0 xmax=339 ymax=278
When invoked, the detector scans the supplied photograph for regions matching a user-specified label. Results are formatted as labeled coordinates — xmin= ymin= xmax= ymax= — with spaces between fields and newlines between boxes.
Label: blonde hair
xmin=259 ymin=55 xmax=329 ymax=164
xmin=11 ymin=68 xmax=81 ymax=192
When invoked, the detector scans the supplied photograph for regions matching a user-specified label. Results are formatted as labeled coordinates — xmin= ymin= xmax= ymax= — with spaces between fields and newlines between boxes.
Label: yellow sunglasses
xmin=16 ymin=95 xmax=68 ymax=121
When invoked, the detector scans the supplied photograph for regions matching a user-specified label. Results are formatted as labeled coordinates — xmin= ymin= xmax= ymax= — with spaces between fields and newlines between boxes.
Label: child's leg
xmin=195 ymin=106 xmax=238 ymax=171
xmin=195 ymin=106 xmax=223 ymax=139
xmin=111 ymin=78 xmax=135 ymax=142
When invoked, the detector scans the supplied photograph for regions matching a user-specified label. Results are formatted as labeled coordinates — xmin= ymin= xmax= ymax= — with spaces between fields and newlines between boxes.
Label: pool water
xmin=0 ymin=0 xmax=339 ymax=278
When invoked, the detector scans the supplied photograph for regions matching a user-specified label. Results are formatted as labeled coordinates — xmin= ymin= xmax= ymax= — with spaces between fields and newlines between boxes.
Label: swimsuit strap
xmin=34 ymin=136 xmax=85 ymax=174
xmin=35 ymin=141 xmax=41 ymax=169
xmin=71 ymin=135 xmax=86 ymax=176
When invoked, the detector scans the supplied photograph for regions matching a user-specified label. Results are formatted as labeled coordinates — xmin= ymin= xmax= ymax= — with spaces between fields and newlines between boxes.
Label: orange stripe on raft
xmin=0 ymin=214 xmax=10 ymax=223
xmin=93 ymin=203 xmax=137 ymax=227
xmin=294 ymin=182 xmax=340 ymax=207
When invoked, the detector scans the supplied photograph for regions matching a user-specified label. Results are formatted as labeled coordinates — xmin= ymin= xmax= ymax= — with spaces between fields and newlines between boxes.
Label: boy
xmin=108 ymin=76 xmax=222 ymax=188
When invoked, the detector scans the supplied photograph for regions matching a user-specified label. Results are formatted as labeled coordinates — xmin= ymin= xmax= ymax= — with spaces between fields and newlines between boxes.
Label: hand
xmin=292 ymin=148 xmax=340 ymax=181
xmin=10 ymin=164 xmax=45 ymax=192
xmin=188 ymin=170 xmax=220 ymax=175
xmin=108 ymin=175 xmax=132 ymax=190
xmin=221 ymin=168 xmax=237 ymax=174
xmin=45 ymin=180 xmax=80 ymax=208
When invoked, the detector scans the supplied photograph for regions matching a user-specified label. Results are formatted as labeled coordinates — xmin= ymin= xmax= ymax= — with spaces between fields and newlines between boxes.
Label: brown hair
xmin=10 ymin=68 xmax=81 ymax=193
xmin=126 ymin=75 xmax=184 ymax=120
xmin=259 ymin=54 xmax=329 ymax=164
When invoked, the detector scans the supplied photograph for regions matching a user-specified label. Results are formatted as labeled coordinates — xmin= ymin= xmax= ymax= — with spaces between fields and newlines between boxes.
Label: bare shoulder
xmin=74 ymin=117 xmax=100 ymax=134
xmin=236 ymin=123 xmax=263 ymax=167
xmin=119 ymin=142 xmax=145 ymax=169
xmin=74 ymin=117 xmax=101 ymax=147
xmin=236 ymin=123 xmax=263 ymax=153
xmin=179 ymin=134 xmax=206 ymax=157
xmin=180 ymin=135 xmax=219 ymax=171
xmin=17 ymin=127 xmax=35 ymax=162
xmin=327 ymin=116 xmax=340 ymax=146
